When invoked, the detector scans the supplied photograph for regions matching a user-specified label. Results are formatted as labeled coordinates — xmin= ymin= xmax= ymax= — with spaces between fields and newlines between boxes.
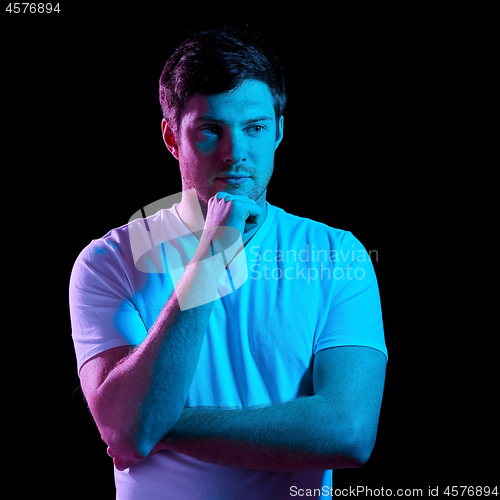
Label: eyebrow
xmin=195 ymin=115 xmax=273 ymax=125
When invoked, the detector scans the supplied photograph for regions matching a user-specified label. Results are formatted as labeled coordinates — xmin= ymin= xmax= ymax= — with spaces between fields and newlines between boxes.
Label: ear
xmin=275 ymin=115 xmax=284 ymax=150
xmin=161 ymin=118 xmax=179 ymax=160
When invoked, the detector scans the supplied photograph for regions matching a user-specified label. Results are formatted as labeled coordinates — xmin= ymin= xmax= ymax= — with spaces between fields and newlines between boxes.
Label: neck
xmin=176 ymin=188 xmax=207 ymax=235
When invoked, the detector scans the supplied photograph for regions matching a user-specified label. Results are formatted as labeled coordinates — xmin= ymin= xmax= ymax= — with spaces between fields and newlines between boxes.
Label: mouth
xmin=216 ymin=175 xmax=251 ymax=185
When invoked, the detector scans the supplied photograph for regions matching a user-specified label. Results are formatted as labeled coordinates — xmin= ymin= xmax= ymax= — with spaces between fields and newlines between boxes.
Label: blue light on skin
xmin=196 ymin=128 xmax=219 ymax=155
xmin=161 ymin=79 xmax=284 ymax=233
xmin=196 ymin=115 xmax=270 ymax=157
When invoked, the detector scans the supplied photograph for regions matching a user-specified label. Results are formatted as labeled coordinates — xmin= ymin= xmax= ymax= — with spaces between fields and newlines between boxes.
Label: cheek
xmin=252 ymin=139 xmax=276 ymax=169
xmin=196 ymin=137 xmax=218 ymax=155
xmin=180 ymin=133 xmax=219 ymax=167
xmin=178 ymin=144 xmax=216 ymax=188
xmin=179 ymin=142 xmax=204 ymax=169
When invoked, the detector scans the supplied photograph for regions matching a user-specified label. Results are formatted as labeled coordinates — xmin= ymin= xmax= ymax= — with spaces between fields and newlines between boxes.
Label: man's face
xmin=164 ymin=79 xmax=283 ymax=208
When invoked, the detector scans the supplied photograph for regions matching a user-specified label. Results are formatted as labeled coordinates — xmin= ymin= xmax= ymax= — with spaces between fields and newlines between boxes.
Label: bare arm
xmin=80 ymin=233 xmax=223 ymax=461
xmin=141 ymin=346 xmax=386 ymax=472
xmin=79 ymin=193 xmax=262 ymax=463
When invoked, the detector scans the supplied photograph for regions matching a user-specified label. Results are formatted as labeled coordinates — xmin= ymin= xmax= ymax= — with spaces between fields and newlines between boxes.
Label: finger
xmin=215 ymin=192 xmax=259 ymax=210
xmin=245 ymin=202 xmax=262 ymax=217
xmin=215 ymin=192 xmax=253 ymax=203
xmin=216 ymin=191 xmax=230 ymax=201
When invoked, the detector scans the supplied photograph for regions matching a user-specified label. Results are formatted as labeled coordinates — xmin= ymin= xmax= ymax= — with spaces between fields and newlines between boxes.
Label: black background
xmin=2 ymin=5 xmax=496 ymax=498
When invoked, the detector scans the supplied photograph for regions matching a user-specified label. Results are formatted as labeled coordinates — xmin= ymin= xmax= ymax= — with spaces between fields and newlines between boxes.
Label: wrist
xmin=203 ymin=225 xmax=244 ymax=266
xmin=195 ymin=231 xmax=216 ymax=261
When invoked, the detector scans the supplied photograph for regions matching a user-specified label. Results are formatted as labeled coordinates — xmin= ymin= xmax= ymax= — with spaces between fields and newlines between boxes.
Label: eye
xmin=201 ymin=126 xmax=220 ymax=137
xmin=245 ymin=124 xmax=266 ymax=136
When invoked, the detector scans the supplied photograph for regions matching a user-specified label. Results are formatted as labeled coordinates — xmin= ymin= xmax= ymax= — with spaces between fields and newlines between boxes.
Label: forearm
xmin=95 ymin=235 xmax=226 ymax=458
xmin=160 ymin=396 xmax=363 ymax=471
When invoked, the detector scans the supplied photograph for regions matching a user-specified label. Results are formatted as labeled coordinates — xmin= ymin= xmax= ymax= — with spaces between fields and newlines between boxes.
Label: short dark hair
xmin=159 ymin=28 xmax=286 ymax=137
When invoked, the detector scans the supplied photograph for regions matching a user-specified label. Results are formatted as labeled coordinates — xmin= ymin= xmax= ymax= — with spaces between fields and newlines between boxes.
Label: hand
xmin=205 ymin=192 xmax=263 ymax=236
xmin=204 ymin=192 xmax=263 ymax=261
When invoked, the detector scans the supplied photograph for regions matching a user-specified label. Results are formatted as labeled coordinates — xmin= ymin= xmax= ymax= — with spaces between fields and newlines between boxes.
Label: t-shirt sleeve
xmin=69 ymin=239 xmax=148 ymax=375
xmin=314 ymin=231 xmax=387 ymax=359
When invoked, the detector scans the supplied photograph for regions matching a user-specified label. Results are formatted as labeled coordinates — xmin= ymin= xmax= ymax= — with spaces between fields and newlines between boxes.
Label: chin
xmin=223 ymin=184 xmax=251 ymax=195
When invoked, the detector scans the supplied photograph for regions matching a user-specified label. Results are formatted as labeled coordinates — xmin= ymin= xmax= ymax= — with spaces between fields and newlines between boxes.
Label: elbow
xmin=104 ymin=418 xmax=178 ymax=461
xmin=344 ymin=442 xmax=374 ymax=469
xmin=324 ymin=420 xmax=377 ymax=469
xmin=89 ymin=384 xmax=183 ymax=463
xmin=342 ymin=422 xmax=377 ymax=468
xmin=92 ymin=397 xmax=179 ymax=463
xmin=100 ymin=426 xmax=147 ymax=464
xmin=101 ymin=423 xmax=173 ymax=463
xmin=91 ymin=404 xmax=148 ymax=463
xmin=133 ymin=412 xmax=180 ymax=458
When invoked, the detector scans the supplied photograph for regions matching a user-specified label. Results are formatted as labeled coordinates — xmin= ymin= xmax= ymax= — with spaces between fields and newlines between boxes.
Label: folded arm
xmin=80 ymin=234 xmax=226 ymax=463
xmin=79 ymin=195 xmax=261 ymax=465
xmin=114 ymin=346 xmax=386 ymax=471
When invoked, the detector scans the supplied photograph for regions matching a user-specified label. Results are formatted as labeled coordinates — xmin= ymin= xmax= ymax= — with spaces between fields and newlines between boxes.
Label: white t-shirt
xmin=69 ymin=202 xmax=387 ymax=499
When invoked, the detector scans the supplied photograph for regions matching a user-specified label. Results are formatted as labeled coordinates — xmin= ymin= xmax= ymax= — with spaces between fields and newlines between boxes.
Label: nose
xmin=222 ymin=130 xmax=246 ymax=164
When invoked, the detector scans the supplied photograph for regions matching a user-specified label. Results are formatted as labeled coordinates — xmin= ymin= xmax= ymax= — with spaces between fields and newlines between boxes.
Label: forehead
xmin=181 ymin=79 xmax=275 ymax=126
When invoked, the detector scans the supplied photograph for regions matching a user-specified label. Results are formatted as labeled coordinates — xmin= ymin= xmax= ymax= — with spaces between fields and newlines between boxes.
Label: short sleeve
xmin=314 ymin=231 xmax=387 ymax=359
xmin=69 ymin=239 xmax=148 ymax=375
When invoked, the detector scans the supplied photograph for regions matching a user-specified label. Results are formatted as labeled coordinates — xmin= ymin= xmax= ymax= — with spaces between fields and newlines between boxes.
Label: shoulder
xmin=270 ymin=203 xmax=364 ymax=251
xmin=69 ymin=225 xmax=131 ymax=306
xmin=71 ymin=221 xmax=131 ymax=278
xmin=71 ymin=207 xmax=180 ymax=276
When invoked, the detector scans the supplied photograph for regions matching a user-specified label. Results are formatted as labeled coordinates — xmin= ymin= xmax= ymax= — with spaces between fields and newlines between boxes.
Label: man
xmin=69 ymin=28 xmax=387 ymax=499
